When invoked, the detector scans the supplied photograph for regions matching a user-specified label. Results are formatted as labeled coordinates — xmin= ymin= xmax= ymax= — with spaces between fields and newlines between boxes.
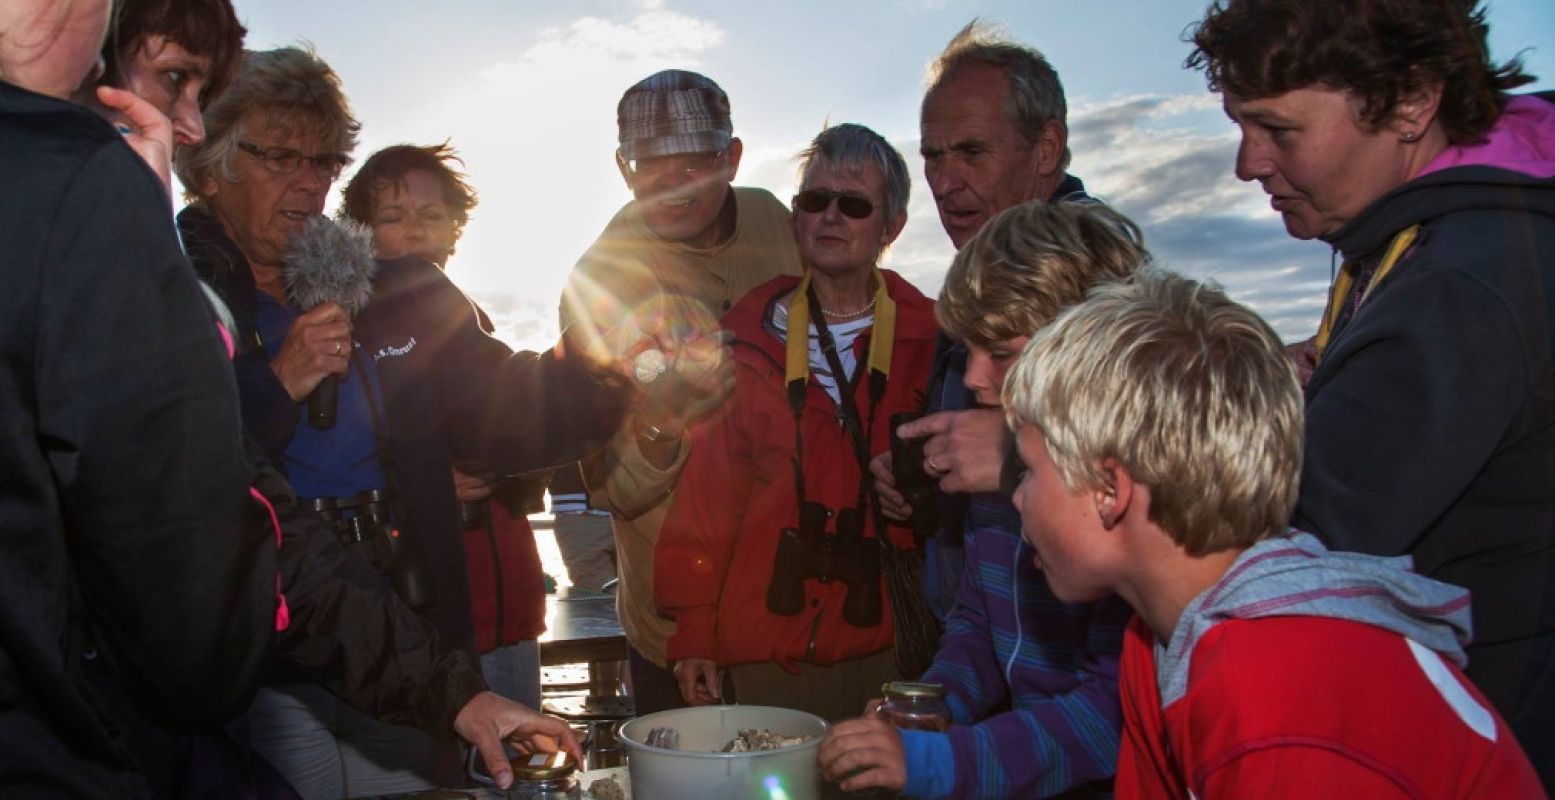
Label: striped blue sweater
xmin=902 ymin=495 xmax=1128 ymax=799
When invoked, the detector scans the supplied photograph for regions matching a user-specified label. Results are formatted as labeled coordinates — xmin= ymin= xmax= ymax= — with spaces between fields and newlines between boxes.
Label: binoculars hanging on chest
xmin=766 ymin=501 xmax=882 ymax=628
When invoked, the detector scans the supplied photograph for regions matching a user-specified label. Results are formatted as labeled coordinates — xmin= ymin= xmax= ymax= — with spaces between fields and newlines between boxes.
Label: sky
xmin=235 ymin=0 xmax=1554 ymax=351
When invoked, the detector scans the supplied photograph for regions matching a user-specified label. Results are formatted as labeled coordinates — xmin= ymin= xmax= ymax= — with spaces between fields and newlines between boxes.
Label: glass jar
xmin=507 ymin=751 xmax=583 ymax=800
xmin=874 ymin=681 xmax=951 ymax=732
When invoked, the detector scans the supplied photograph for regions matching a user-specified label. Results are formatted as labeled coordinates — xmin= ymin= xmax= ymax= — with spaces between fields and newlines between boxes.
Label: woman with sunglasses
xmin=655 ymin=123 xmax=939 ymax=722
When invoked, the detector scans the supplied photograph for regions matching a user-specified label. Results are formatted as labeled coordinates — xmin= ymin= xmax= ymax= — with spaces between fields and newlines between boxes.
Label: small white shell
xmin=634 ymin=348 xmax=669 ymax=384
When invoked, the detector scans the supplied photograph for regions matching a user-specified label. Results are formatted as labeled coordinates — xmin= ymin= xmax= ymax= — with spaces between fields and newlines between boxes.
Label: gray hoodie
xmin=1156 ymin=531 xmax=1473 ymax=707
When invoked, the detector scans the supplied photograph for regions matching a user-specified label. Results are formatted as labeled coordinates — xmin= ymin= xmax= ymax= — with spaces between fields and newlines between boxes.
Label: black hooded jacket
xmin=1300 ymin=128 xmax=1555 ymax=775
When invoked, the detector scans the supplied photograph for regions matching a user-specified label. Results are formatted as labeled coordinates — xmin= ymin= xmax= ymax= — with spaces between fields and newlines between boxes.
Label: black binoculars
xmin=311 ymin=489 xmax=434 ymax=610
xmin=766 ymin=501 xmax=882 ymax=628
xmin=890 ymin=411 xmax=941 ymax=544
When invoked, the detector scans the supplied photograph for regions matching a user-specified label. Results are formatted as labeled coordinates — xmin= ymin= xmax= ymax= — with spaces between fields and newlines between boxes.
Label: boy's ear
xmin=1094 ymin=458 xmax=1133 ymax=530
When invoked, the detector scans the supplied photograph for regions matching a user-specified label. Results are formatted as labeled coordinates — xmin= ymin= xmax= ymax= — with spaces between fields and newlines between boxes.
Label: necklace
xmin=820 ymin=297 xmax=877 ymax=319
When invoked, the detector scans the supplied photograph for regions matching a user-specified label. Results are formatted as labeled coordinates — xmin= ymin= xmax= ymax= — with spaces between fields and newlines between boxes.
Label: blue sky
xmin=237 ymin=0 xmax=1554 ymax=350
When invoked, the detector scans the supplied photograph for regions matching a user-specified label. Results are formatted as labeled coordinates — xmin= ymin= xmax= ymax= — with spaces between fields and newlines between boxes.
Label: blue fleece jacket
xmin=902 ymin=495 xmax=1127 ymax=799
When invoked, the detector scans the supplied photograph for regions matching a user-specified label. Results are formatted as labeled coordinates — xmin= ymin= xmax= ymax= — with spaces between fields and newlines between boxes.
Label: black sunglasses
xmin=793 ymin=190 xmax=875 ymax=219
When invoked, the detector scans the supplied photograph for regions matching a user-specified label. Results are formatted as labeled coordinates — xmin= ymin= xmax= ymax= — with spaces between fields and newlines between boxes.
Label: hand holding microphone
xmin=282 ymin=216 xmax=378 ymax=429
xmin=268 ymin=303 xmax=352 ymax=402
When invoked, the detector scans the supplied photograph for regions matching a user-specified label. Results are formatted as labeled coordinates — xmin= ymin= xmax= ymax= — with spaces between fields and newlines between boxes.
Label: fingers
xmin=452 ymin=467 xmax=497 ymax=502
xmin=922 ymin=409 xmax=1007 ymax=495
xmin=869 ymin=452 xmax=912 ymax=519
xmin=470 ymin=728 xmax=514 ymax=790
xmin=817 ymin=719 xmax=906 ymax=791
xmin=96 ymin=86 xmax=174 ymax=193
xmin=897 ymin=410 xmax=953 ymax=440
xmin=526 ymin=723 xmax=585 ymax=766
xmin=673 ymin=659 xmax=722 ymax=706
xmin=271 ymin=306 xmax=355 ymax=401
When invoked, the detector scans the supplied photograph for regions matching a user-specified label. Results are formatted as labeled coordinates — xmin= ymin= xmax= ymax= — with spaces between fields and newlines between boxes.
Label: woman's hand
xmin=672 ymin=657 xmax=723 ymax=706
xmin=269 ymin=303 xmax=352 ymax=402
xmin=452 ymin=690 xmax=584 ymax=791
xmin=818 ymin=716 xmax=908 ymax=794
xmin=95 ymin=85 xmax=174 ymax=197
xmin=452 ymin=466 xmax=497 ymax=503
xmin=870 ymin=450 xmax=913 ymax=521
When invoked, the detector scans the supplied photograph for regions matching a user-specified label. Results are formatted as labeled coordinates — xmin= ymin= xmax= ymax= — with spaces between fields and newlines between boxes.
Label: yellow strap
xmin=784 ymin=267 xmax=896 ymax=389
xmin=1313 ymin=225 xmax=1420 ymax=363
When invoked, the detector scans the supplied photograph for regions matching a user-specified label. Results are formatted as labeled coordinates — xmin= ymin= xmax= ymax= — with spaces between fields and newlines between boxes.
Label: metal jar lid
xmin=881 ymin=680 xmax=948 ymax=699
xmin=511 ymin=750 xmax=578 ymax=781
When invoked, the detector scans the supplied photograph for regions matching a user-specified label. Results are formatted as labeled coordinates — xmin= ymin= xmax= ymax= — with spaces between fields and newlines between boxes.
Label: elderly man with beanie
xmin=558 ymin=69 xmax=801 ymax=715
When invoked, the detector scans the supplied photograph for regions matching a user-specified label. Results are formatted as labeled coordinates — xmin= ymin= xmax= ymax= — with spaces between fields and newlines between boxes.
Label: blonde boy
xmin=1002 ymin=271 xmax=1541 ymax=798
xmin=821 ymin=201 xmax=1141 ymax=798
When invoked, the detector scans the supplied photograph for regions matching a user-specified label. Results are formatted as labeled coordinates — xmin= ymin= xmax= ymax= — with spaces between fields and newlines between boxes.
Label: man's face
xmin=370 ymin=169 xmax=459 ymax=267
xmin=116 ymin=35 xmax=211 ymax=147
xmin=963 ymin=336 xmax=1032 ymax=407
xmin=200 ymin=110 xmax=342 ymax=269
xmin=618 ymin=137 xmax=743 ymax=249
xmin=921 ymin=62 xmax=1047 ymax=249
xmin=1011 ymin=424 xmax=1113 ymax=603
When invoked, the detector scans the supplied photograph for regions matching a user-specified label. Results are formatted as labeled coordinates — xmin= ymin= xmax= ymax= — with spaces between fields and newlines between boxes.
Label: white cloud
xmin=1066 ymin=93 xmax=1333 ymax=340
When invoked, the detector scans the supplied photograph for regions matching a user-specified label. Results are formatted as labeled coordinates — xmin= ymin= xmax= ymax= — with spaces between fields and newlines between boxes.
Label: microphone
xmin=284 ymin=216 xmax=378 ymax=430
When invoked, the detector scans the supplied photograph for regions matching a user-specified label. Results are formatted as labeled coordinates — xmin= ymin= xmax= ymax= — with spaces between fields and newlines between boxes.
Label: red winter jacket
xmin=656 ymin=271 xmax=936 ymax=670
xmin=462 ymin=492 xmax=548 ymax=652
xmin=1116 ymin=616 xmax=1544 ymax=798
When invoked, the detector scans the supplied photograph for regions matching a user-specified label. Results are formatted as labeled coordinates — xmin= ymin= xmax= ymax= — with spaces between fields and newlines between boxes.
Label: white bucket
xmin=618 ymin=705 xmax=828 ymax=799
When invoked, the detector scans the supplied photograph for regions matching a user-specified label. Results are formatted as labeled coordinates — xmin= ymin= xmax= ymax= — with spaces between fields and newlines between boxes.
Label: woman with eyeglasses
xmin=173 ymin=47 xmax=619 ymax=798
xmin=655 ymin=123 xmax=939 ymax=722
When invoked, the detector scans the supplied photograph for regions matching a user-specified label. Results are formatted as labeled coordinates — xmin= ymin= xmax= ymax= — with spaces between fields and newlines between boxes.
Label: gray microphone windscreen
xmin=284 ymin=215 xmax=378 ymax=316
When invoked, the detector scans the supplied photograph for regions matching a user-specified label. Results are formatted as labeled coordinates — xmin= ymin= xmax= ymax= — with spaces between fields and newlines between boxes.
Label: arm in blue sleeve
xmin=921 ymin=526 xmax=1007 ymax=724
xmin=901 ymin=730 xmax=957 ymax=799
xmin=942 ymin=593 xmax=1128 ymax=799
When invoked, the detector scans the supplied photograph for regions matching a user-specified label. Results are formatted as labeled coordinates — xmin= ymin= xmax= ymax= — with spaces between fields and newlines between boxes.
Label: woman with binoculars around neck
xmin=654 ymin=123 xmax=942 ymax=722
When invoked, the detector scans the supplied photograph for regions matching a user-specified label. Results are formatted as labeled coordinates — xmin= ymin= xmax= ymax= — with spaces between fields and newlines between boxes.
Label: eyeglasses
xmin=237 ymin=141 xmax=350 ymax=180
xmin=625 ymin=150 xmax=726 ymax=179
xmin=793 ymin=190 xmax=875 ymax=219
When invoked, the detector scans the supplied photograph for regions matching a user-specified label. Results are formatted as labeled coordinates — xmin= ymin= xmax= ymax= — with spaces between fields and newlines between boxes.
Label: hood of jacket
xmin=1156 ymin=531 xmax=1473 ymax=706
xmin=1324 ymin=93 xmax=1555 ymax=260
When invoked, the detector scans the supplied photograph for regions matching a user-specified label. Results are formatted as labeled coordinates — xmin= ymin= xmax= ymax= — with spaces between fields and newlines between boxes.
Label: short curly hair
xmin=1185 ymin=0 xmax=1534 ymax=144
xmin=339 ymin=143 xmax=478 ymax=245
xmin=175 ymin=47 xmax=360 ymax=204
xmin=937 ymin=201 xmax=1149 ymax=347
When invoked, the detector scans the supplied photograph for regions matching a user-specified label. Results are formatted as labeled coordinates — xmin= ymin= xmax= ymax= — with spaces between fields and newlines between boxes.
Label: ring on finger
xmin=927 ymin=456 xmax=942 ymax=474
xmin=333 ymin=341 xmax=342 ymax=355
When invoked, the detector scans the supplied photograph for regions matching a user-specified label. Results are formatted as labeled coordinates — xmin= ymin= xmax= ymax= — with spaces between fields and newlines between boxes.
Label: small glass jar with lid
xmin=507 ymin=750 xmax=582 ymax=800
xmin=874 ymin=681 xmax=952 ymax=732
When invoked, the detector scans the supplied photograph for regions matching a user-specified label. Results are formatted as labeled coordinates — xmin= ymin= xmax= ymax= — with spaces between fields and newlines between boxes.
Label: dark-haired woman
xmin=1189 ymin=0 xmax=1555 ymax=785
xmin=340 ymin=142 xmax=549 ymax=734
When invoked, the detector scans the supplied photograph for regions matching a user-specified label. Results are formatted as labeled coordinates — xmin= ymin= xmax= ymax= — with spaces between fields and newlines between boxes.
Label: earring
xmin=1401 ymin=130 xmax=1421 ymax=143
